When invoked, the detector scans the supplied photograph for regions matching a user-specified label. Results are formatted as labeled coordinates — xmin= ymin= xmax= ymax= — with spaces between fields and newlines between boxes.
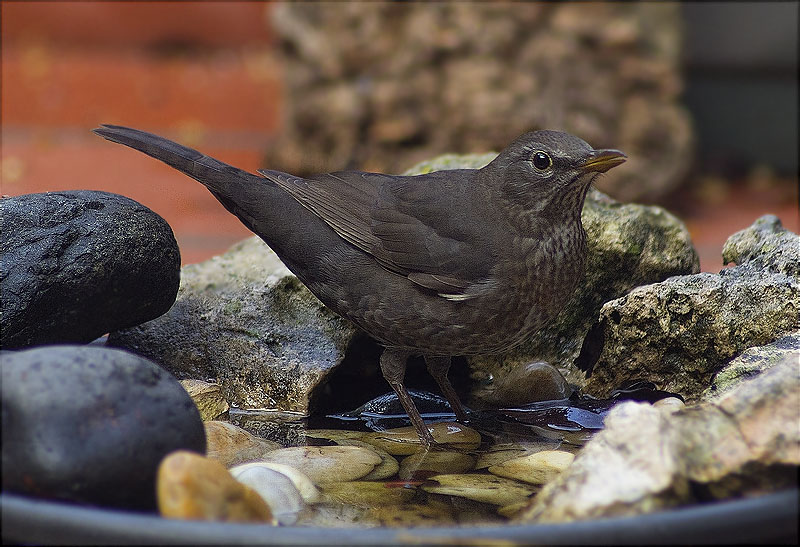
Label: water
xmin=228 ymin=384 xmax=681 ymax=527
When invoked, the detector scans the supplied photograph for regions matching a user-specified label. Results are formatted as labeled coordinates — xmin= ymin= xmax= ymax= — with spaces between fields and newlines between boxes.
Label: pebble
xmin=361 ymin=422 xmax=482 ymax=455
xmin=180 ymin=379 xmax=229 ymax=420
xmin=321 ymin=481 xmax=416 ymax=508
xmin=231 ymin=461 xmax=320 ymax=504
xmin=368 ymin=500 xmax=457 ymax=527
xmin=474 ymin=441 xmax=561 ymax=470
xmin=399 ymin=450 xmax=476 ymax=480
xmin=488 ymin=450 xmax=575 ymax=485
xmin=334 ymin=439 xmax=400 ymax=480
xmin=261 ymin=446 xmax=381 ymax=484
xmin=305 ymin=429 xmax=366 ymax=443
xmin=229 ymin=463 xmax=307 ymax=524
xmin=497 ymin=500 xmax=529 ymax=518
xmin=157 ymin=451 xmax=275 ymax=523
xmin=482 ymin=361 xmax=571 ymax=406
xmin=653 ymin=396 xmax=686 ymax=414
xmin=204 ymin=420 xmax=281 ymax=468
xmin=0 ymin=345 xmax=205 ymax=509
xmin=422 ymin=473 xmax=536 ymax=506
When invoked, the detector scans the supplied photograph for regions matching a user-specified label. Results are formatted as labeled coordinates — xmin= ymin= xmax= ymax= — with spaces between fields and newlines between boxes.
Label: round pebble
xmin=1 ymin=345 xmax=205 ymax=509
xmin=157 ymin=451 xmax=275 ymax=523
xmin=399 ymin=450 xmax=476 ymax=480
xmin=261 ymin=446 xmax=381 ymax=484
xmin=488 ymin=450 xmax=575 ymax=485
xmin=422 ymin=473 xmax=535 ymax=506
xmin=204 ymin=420 xmax=281 ymax=468
xmin=361 ymin=422 xmax=482 ymax=455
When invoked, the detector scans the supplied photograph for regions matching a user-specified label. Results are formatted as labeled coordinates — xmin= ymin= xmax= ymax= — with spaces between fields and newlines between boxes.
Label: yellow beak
xmin=580 ymin=149 xmax=627 ymax=173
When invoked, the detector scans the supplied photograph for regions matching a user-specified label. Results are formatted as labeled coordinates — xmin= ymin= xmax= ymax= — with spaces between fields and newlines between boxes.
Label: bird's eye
xmin=531 ymin=151 xmax=552 ymax=170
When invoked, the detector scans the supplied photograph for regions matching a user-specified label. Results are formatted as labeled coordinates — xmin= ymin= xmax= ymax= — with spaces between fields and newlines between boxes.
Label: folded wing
xmin=258 ymin=168 xmax=499 ymax=300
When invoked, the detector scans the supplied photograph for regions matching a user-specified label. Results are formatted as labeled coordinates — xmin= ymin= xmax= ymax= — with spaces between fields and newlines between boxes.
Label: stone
xmin=398 ymin=451 xmax=475 ymax=480
xmin=652 ymin=397 xmax=685 ymax=414
xmin=422 ymin=473 xmax=536 ymax=506
xmin=488 ymin=450 xmax=575 ymax=485
xmin=306 ymin=429 xmax=367 ymax=443
xmin=261 ymin=446 xmax=381 ymax=484
xmin=1 ymin=345 xmax=205 ymax=509
xmin=516 ymin=354 xmax=799 ymax=523
xmin=229 ymin=409 xmax=310 ymax=447
xmin=702 ymin=330 xmax=799 ymax=399
xmin=298 ymin=503 xmax=376 ymax=528
xmin=0 ymin=191 xmax=180 ymax=349
xmin=230 ymin=461 xmax=321 ymax=504
xmin=475 ymin=361 xmax=571 ymax=408
xmin=361 ymin=422 xmax=482 ymax=456
xmin=474 ymin=441 xmax=563 ymax=470
xmin=367 ymin=501 xmax=457 ymax=527
xmin=204 ymin=421 xmax=281 ymax=468
xmin=320 ymin=481 xmax=416 ymax=508
xmin=334 ymin=440 xmax=399 ymax=480
xmin=709 ymin=354 xmax=799 ymax=469
xmin=580 ymin=215 xmax=799 ymax=401
xmin=229 ymin=463 xmax=309 ymax=525
xmin=108 ymin=236 xmax=357 ymax=412
xmin=267 ymin=3 xmax=692 ymax=202
xmin=180 ymin=379 xmax=229 ymax=420
xmin=516 ymin=402 xmax=691 ymax=523
xmin=157 ymin=451 xmax=275 ymax=523
xmin=497 ymin=501 xmax=529 ymax=519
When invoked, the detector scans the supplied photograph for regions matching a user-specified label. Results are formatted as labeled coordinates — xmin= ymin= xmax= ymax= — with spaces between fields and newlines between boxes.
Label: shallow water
xmin=228 ymin=384 xmax=680 ymax=526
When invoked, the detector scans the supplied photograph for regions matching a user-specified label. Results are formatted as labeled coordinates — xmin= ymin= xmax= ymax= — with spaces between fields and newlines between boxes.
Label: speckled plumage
xmin=93 ymin=124 xmax=625 ymax=446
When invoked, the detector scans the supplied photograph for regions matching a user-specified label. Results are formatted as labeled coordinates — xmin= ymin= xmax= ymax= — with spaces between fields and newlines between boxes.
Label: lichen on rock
xmin=580 ymin=215 xmax=799 ymax=401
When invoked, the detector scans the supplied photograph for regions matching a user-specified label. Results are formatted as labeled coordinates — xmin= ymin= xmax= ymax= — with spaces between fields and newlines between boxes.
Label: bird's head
xmin=486 ymin=130 xmax=626 ymax=219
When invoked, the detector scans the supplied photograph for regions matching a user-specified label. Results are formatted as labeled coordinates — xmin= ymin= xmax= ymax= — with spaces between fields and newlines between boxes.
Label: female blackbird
xmin=93 ymin=125 xmax=625 ymax=447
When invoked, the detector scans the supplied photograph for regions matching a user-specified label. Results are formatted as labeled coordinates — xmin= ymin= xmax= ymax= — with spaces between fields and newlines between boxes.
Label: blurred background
xmin=2 ymin=2 xmax=797 ymax=270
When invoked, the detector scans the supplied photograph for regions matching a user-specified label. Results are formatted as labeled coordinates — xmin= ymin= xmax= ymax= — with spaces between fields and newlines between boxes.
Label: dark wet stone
xmin=0 ymin=191 xmax=180 ymax=349
xmin=1 ymin=345 xmax=205 ymax=509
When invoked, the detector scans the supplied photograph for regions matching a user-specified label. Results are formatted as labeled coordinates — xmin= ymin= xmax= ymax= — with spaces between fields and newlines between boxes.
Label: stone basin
xmin=2 ymin=489 xmax=797 ymax=544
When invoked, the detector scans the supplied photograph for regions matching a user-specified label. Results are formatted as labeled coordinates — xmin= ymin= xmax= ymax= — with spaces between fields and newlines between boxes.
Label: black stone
xmin=0 ymin=191 xmax=180 ymax=349
xmin=1 ymin=345 xmax=205 ymax=510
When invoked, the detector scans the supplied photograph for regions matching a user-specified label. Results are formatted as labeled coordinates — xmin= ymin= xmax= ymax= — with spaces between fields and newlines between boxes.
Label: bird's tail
xmin=92 ymin=124 xmax=340 ymax=278
xmin=92 ymin=124 xmax=254 ymax=192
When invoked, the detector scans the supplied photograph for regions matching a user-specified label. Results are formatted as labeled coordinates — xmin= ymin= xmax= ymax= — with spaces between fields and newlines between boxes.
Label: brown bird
xmin=93 ymin=125 xmax=625 ymax=446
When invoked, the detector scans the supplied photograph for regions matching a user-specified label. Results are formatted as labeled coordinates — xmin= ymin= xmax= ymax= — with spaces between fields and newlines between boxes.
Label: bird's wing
xmin=258 ymin=168 xmax=498 ymax=300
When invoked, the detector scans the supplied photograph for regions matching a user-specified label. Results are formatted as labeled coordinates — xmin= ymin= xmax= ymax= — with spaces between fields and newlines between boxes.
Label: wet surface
xmin=222 ymin=383 xmax=687 ymax=526
xmin=320 ymin=383 xmax=682 ymax=445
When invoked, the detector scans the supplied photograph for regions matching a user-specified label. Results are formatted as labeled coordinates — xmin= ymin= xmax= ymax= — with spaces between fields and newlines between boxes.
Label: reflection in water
xmin=230 ymin=382 xmax=683 ymax=526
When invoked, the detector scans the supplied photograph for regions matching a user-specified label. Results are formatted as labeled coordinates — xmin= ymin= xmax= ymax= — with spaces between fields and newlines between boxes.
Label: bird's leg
xmin=424 ymin=355 xmax=468 ymax=423
xmin=379 ymin=348 xmax=435 ymax=448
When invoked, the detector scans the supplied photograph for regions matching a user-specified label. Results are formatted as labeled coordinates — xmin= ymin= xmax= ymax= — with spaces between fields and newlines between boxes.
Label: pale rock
xmin=422 ymin=473 xmax=536 ymax=506
xmin=489 ymin=450 xmax=575 ymax=485
xmin=157 ymin=451 xmax=275 ymax=523
xmin=361 ymin=422 xmax=482 ymax=456
xmin=204 ymin=421 xmax=281 ymax=468
xmin=261 ymin=445 xmax=381 ymax=484
xmin=180 ymin=379 xmax=229 ymax=420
